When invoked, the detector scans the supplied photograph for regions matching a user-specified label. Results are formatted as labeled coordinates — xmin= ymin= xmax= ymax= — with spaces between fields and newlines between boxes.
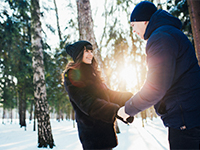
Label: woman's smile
xmin=82 ymin=49 xmax=93 ymax=64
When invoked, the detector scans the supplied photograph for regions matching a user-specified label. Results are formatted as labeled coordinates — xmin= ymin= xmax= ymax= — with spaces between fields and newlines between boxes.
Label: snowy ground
xmin=0 ymin=117 xmax=169 ymax=150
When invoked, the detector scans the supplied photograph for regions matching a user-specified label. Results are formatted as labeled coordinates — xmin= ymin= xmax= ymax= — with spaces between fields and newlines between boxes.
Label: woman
xmin=63 ymin=40 xmax=133 ymax=150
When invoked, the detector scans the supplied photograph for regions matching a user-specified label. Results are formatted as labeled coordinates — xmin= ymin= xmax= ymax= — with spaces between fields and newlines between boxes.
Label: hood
xmin=144 ymin=9 xmax=182 ymax=40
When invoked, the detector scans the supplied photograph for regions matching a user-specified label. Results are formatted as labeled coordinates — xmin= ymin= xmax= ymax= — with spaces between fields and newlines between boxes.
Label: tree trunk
xmin=33 ymin=103 xmax=36 ymax=131
xmin=76 ymin=0 xmax=103 ymax=69
xmin=56 ymin=111 xmax=60 ymax=122
xmin=187 ymin=0 xmax=200 ymax=65
xmin=29 ymin=99 xmax=34 ymax=123
xmin=10 ymin=108 xmax=13 ymax=124
xmin=19 ymin=89 xmax=26 ymax=129
xmin=2 ymin=108 xmax=5 ymax=124
xmin=53 ymin=0 xmax=63 ymax=48
xmin=71 ymin=109 xmax=75 ymax=128
xmin=141 ymin=110 xmax=147 ymax=127
xmin=31 ymin=0 xmax=55 ymax=148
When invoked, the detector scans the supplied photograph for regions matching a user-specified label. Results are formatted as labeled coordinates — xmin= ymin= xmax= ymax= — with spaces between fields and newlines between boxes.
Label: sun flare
xmin=119 ymin=65 xmax=138 ymax=90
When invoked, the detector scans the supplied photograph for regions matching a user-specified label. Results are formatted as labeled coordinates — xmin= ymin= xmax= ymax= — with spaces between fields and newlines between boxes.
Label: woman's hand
xmin=117 ymin=106 xmax=129 ymax=119
xmin=117 ymin=106 xmax=134 ymax=124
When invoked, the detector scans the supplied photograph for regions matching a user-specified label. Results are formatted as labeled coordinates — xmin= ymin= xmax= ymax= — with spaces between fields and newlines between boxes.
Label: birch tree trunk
xmin=31 ymin=0 xmax=55 ymax=148
xmin=76 ymin=0 xmax=103 ymax=69
xmin=187 ymin=0 xmax=200 ymax=65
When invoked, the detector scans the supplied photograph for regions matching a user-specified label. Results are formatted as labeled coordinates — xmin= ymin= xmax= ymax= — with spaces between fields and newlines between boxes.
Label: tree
xmin=187 ymin=0 xmax=200 ymax=65
xmin=30 ymin=0 xmax=55 ymax=148
xmin=46 ymin=0 xmax=71 ymax=121
xmin=0 ymin=1 xmax=33 ymax=127
xmin=76 ymin=0 xmax=103 ymax=69
xmin=53 ymin=0 xmax=63 ymax=49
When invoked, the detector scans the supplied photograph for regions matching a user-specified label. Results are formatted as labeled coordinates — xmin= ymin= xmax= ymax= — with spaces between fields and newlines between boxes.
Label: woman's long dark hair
xmin=62 ymin=48 xmax=103 ymax=85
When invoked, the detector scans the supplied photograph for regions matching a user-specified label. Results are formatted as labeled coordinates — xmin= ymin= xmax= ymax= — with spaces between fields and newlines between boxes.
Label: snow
xmin=0 ymin=117 xmax=169 ymax=150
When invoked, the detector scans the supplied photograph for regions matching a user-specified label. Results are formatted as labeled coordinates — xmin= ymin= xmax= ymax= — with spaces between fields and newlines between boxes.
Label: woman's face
xmin=82 ymin=49 xmax=93 ymax=64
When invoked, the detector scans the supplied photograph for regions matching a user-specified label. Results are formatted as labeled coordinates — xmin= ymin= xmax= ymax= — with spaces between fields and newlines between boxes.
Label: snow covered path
xmin=0 ymin=118 xmax=169 ymax=150
xmin=115 ymin=118 xmax=169 ymax=150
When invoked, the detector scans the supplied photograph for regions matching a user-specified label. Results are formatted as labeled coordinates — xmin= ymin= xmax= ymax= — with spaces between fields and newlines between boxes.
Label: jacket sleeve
xmin=65 ymin=70 xmax=120 ymax=123
xmin=125 ymin=32 xmax=179 ymax=116
xmin=107 ymin=88 xmax=133 ymax=107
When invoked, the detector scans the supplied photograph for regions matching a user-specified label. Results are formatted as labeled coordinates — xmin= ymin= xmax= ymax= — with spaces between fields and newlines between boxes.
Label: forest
xmin=0 ymin=0 xmax=200 ymax=148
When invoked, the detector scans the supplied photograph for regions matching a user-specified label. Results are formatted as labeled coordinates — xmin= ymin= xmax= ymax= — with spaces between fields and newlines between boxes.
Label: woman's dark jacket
xmin=125 ymin=10 xmax=200 ymax=130
xmin=64 ymin=63 xmax=133 ymax=149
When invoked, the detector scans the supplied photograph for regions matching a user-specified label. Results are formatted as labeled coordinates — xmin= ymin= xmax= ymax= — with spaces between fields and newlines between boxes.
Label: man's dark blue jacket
xmin=125 ymin=9 xmax=200 ymax=130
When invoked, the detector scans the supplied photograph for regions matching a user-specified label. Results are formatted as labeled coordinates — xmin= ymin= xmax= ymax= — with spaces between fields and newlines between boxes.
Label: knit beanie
xmin=65 ymin=40 xmax=93 ymax=61
xmin=130 ymin=1 xmax=157 ymax=22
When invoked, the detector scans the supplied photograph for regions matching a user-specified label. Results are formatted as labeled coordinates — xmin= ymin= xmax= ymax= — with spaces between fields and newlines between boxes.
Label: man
xmin=118 ymin=1 xmax=200 ymax=149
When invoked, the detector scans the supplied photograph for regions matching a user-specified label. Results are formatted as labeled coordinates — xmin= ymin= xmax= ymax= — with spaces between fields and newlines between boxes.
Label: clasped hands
xmin=116 ymin=106 xmax=134 ymax=124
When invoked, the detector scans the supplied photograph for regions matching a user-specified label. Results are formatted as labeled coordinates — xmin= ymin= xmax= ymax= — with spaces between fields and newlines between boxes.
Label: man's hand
xmin=117 ymin=106 xmax=134 ymax=124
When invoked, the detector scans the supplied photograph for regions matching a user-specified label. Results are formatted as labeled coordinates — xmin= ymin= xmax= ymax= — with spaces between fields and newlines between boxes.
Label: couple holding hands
xmin=63 ymin=1 xmax=200 ymax=150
